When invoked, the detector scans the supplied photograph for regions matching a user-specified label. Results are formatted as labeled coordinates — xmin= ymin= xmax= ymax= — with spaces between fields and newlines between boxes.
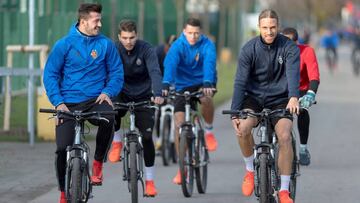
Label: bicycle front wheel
xmin=195 ymin=125 xmax=208 ymax=194
xmin=259 ymin=153 xmax=270 ymax=203
xmin=129 ymin=142 xmax=138 ymax=203
xmin=68 ymin=157 xmax=83 ymax=203
xmin=179 ymin=128 xmax=194 ymax=197
xmin=289 ymin=133 xmax=298 ymax=201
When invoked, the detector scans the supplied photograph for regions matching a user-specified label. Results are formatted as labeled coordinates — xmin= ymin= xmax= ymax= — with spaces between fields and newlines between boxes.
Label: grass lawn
xmin=0 ymin=61 xmax=237 ymax=142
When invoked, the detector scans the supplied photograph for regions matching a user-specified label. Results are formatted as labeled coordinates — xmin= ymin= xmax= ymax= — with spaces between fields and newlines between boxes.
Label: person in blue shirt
xmin=320 ymin=29 xmax=339 ymax=72
xmin=106 ymin=19 xmax=164 ymax=197
xmin=162 ymin=18 xmax=217 ymax=185
xmin=43 ymin=3 xmax=124 ymax=203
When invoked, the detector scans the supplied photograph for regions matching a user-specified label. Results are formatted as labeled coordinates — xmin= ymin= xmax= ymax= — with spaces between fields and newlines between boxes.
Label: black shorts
xmin=174 ymin=85 xmax=201 ymax=113
xmin=242 ymin=96 xmax=293 ymax=126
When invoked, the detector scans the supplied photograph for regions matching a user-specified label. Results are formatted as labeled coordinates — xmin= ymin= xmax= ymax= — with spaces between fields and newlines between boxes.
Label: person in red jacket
xmin=282 ymin=27 xmax=320 ymax=166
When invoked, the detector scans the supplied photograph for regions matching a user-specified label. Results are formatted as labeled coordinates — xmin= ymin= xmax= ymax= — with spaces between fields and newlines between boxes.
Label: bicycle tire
xmin=259 ymin=153 xmax=270 ymax=203
xmin=161 ymin=114 xmax=172 ymax=166
xmin=179 ymin=128 xmax=194 ymax=197
xmin=289 ymin=133 xmax=298 ymax=201
xmin=130 ymin=142 xmax=138 ymax=203
xmin=70 ymin=157 xmax=82 ymax=203
xmin=195 ymin=121 xmax=208 ymax=194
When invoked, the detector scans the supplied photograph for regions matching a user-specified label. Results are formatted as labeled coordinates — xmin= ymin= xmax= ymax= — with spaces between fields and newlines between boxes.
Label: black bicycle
xmin=39 ymin=109 xmax=117 ymax=203
xmin=223 ymin=109 xmax=299 ymax=203
xmin=175 ymin=90 xmax=209 ymax=197
xmin=113 ymin=101 xmax=156 ymax=203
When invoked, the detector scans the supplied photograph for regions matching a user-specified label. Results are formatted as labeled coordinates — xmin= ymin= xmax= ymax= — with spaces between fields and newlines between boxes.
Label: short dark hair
xmin=184 ymin=18 xmax=201 ymax=28
xmin=77 ymin=3 xmax=102 ymax=22
xmin=258 ymin=9 xmax=279 ymax=24
xmin=282 ymin=27 xmax=298 ymax=41
xmin=118 ymin=19 xmax=137 ymax=33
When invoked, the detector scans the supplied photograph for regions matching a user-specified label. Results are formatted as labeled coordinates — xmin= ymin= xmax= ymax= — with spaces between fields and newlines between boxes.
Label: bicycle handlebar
xmin=39 ymin=108 xmax=117 ymax=122
xmin=222 ymin=109 xmax=291 ymax=119
xmin=113 ymin=101 xmax=157 ymax=111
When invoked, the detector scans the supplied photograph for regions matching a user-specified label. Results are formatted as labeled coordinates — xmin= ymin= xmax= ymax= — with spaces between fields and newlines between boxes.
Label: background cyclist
xmin=162 ymin=17 xmax=217 ymax=185
xmin=283 ymin=27 xmax=320 ymax=166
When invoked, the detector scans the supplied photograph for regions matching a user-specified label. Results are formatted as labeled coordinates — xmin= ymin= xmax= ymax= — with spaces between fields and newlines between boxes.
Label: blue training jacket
xmin=43 ymin=23 xmax=124 ymax=106
xmin=163 ymin=33 xmax=217 ymax=91
xmin=231 ymin=34 xmax=300 ymax=111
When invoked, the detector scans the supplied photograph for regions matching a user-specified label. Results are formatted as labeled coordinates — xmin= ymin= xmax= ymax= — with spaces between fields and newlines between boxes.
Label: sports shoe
xmin=59 ymin=191 xmax=66 ymax=203
xmin=242 ymin=170 xmax=254 ymax=196
xmin=108 ymin=141 xmax=123 ymax=163
xmin=172 ymin=169 xmax=187 ymax=185
xmin=91 ymin=160 xmax=103 ymax=185
xmin=299 ymin=148 xmax=311 ymax=166
xmin=205 ymin=132 xmax=218 ymax=151
xmin=279 ymin=190 xmax=294 ymax=203
xmin=145 ymin=180 xmax=158 ymax=197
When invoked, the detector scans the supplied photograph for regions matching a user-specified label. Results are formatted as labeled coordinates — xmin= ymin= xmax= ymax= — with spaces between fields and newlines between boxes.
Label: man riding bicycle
xmin=229 ymin=9 xmax=299 ymax=203
xmin=162 ymin=17 xmax=217 ymax=185
xmin=283 ymin=27 xmax=320 ymax=166
xmin=107 ymin=19 xmax=164 ymax=197
xmin=42 ymin=3 xmax=124 ymax=203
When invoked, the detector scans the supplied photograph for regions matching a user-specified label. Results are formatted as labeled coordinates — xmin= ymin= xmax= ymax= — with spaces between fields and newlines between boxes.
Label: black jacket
xmin=231 ymin=34 xmax=300 ymax=110
xmin=116 ymin=40 xmax=162 ymax=99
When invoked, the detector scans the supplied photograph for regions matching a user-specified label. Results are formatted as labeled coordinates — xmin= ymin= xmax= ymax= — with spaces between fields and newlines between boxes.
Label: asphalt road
xmin=1 ymin=44 xmax=359 ymax=203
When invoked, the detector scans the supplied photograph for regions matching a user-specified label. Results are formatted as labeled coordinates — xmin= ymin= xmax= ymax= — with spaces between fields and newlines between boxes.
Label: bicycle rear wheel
xmin=179 ymin=128 xmax=194 ymax=197
xmin=195 ymin=122 xmax=208 ymax=194
xmin=129 ymin=142 xmax=138 ymax=203
xmin=161 ymin=114 xmax=172 ymax=166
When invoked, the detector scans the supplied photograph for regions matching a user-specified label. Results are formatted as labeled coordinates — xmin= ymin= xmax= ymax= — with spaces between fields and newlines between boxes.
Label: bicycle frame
xmin=159 ymin=103 xmax=175 ymax=145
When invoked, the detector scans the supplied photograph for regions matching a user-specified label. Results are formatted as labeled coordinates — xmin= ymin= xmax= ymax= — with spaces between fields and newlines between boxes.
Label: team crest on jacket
xmin=90 ymin=49 xmax=98 ymax=59
xmin=195 ymin=53 xmax=200 ymax=62
xmin=278 ymin=56 xmax=283 ymax=64
xmin=136 ymin=58 xmax=142 ymax=65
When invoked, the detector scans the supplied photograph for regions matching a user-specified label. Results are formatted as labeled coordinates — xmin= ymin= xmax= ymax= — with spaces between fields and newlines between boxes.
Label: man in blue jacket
xmin=107 ymin=19 xmax=163 ymax=197
xmin=229 ymin=9 xmax=299 ymax=203
xmin=162 ymin=18 xmax=217 ymax=185
xmin=43 ymin=3 xmax=124 ymax=203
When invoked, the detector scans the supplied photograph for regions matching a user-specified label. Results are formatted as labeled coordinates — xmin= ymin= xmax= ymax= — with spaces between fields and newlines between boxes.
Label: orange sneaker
xmin=242 ymin=170 xmax=254 ymax=196
xmin=59 ymin=191 xmax=66 ymax=203
xmin=145 ymin=180 xmax=158 ymax=197
xmin=172 ymin=170 xmax=182 ymax=185
xmin=91 ymin=160 xmax=103 ymax=186
xmin=279 ymin=190 xmax=293 ymax=203
xmin=108 ymin=141 xmax=123 ymax=163
xmin=205 ymin=132 xmax=218 ymax=152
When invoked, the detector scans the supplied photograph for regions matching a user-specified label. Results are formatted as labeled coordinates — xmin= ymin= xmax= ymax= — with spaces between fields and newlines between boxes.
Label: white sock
xmin=204 ymin=122 xmax=213 ymax=132
xmin=113 ymin=130 xmax=122 ymax=143
xmin=145 ymin=166 xmax=155 ymax=181
xmin=280 ymin=175 xmax=291 ymax=191
xmin=244 ymin=155 xmax=254 ymax=172
xmin=300 ymin=144 xmax=307 ymax=151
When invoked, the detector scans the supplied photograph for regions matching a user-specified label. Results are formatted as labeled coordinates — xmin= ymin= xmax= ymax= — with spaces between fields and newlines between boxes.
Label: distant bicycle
xmin=176 ymin=90 xmax=210 ymax=197
xmin=113 ymin=101 xmax=157 ymax=203
xmin=223 ymin=109 xmax=299 ymax=203
xmin=39 ymin=109 xmax=117 ymax=203
xmin=351 ymin=48 xmax=360 ymax=76
xmin=325 ymin=47 xmax=337 ymax=74
xmin=158 ymin=93 xmax=177 ymax=166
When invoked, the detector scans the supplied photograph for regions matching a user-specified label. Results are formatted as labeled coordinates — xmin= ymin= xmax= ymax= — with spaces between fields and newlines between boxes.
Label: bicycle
xmin=175 ymin=90 xmax=209 ymax=197
xmin=158 ymin=93 xmax=177 ymax=166
xmin=39 ymin=109 xmax=117 ymax=203
xmin=113 ymin=101 xmax=156 ymax=203
xmin=223 ymin=109 xmax=299 ymax=203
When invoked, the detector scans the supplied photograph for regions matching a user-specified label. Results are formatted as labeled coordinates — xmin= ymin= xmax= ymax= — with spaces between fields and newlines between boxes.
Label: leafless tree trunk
xmin=175 ymin=0 xmax=185 ymax=35
xmin=156 ymin=0 xmax=164 ymax=44
xmin=202 ymin=0 xmax=210 ymax=35
xmin=218 ymin=2 xmax=226 ymax=50
xmin=110 ymin=0 xmax=117 ymax=40
xmin=138 ymin=0 xmax=145 ymax=39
